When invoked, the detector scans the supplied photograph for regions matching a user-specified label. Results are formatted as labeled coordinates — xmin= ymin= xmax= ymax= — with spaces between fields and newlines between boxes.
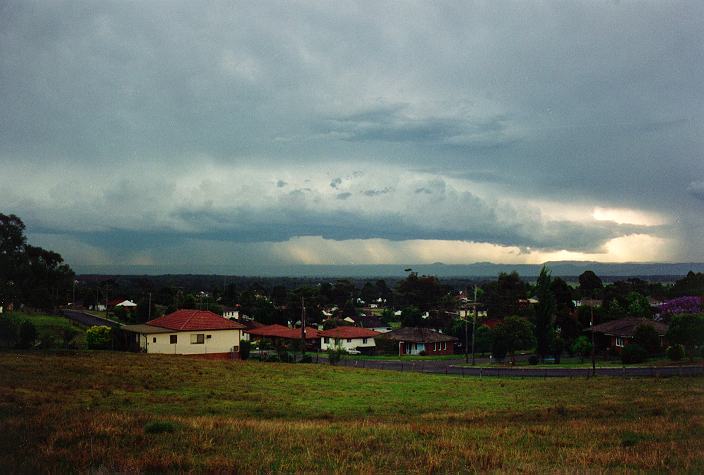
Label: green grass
xmin=342 ymin=353 xmax=464 ymax=361
xmin=8 ymin=311 xmax=85 ymax=347
xmin=455 ymin=356 xmax=704 ymax=369
xmin=0 ymin=351 xmax=702 ymax=472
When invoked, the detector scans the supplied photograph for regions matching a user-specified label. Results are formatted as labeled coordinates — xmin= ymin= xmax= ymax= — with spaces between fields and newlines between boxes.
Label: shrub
xmin=419 ymin=350 xmax=426 ymax=356
xmin=327 ymin=348 xmax=345 ymax=365
xmin=666 ymin=344 xmax=685 ymax=361
xmin=85 ymin=326 xmax=112 ymax=349
xmin=491 ymin=337 xmax=508 ymax=361
xmin=144 ymin=421 xmax=177 ymax=434
xmin=621 ymin=343 xmax=648 ymax=364
xmin=299 ymin=355 xmax=312 ymax=363
xmin=666 ymin=313 xmax=704 ymax=360
xmin=528 ymin=355 xmax=538 ymax=365
xmin=17 ymin=320 xmax=37 ymax=349
xmin=633 ymin=324 xmax=661 ymax=354
xmin=571 ymin=335 xmax=592 ymax=363
xmin=0 ymin=316 xmax=19 ymax=347
xmin=239 ymin=340 xmax=251 ymax=360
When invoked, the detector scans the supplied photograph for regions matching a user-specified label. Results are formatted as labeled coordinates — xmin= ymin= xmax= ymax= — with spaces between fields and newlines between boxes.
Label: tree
xmin=626 ymin=292 xmax=651 ymax=318
xmin=400 ymin=306 xmax=424 ymax=327
xmin=484 ymin=271 xmax=527 ymax=319
xmin=473 ymin=324 xmax=493 ymax=354
xmin=633 ymin=324 xmax=661 ymax=354
xmin=571 ymin=336 xmax=592 ymax=363
xmin=492 ymin=316 xmax=536 ymax=364
xmin=666 ymin=314 xmax=704 ymax=360
xmin=86 ymin=326 xmax=113 ymax=349
xmin=0 ymin=316 xmax=19 ymax=347
xmin=0 ymin=213 xmax=75 ymax=310
xmin=578 ymin=270 xmax=603 ymax=297
xmin=17 ymin=320 xmax=37 ymax=349
xmin=534 ymin=266 xmax=556 ymax=362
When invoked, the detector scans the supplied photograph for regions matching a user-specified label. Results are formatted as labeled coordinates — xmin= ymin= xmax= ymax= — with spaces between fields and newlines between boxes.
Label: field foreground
xmin=0 ymin=352 xmax=703 ymax=473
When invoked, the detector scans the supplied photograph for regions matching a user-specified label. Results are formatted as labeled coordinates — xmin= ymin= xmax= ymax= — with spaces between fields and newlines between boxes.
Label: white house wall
xmin=321 ymin=337 xmax=376 ymax=351
xmin=141 ymin=329 xmax=243 ymax=355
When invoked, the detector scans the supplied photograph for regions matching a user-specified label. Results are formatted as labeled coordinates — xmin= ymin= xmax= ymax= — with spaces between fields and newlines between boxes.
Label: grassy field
xmin=0 ymin=351 xmax=702 ymax=473
xmin=7 ymin=311 xmax=85 ymax=347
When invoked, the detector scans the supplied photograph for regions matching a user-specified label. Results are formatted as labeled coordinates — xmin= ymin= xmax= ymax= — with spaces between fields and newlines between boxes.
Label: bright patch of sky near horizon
xmin=1 ymin=1 xmax=703 ymax=271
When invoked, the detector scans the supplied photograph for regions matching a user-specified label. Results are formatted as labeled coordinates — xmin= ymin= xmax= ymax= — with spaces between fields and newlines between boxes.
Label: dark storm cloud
xmin=0 ymin=0 xmax=702 ymax=264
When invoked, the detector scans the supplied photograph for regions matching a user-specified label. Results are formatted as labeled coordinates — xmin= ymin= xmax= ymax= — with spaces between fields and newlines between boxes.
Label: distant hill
xmin=74 ymin=261 xmax=704 ymax=279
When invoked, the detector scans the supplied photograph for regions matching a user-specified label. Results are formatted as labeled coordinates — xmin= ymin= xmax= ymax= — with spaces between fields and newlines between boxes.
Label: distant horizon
xmin=72 ymin=261 xmax=704 ymax=278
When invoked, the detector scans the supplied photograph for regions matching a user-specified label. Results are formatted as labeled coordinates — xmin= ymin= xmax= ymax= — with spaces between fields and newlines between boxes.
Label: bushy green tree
xmin=621 ymin=343 xmax=648 ymax=364
xmin=492 ymin=316 xmax=536 ymax=364
xmin=17 ymin=320 xmax=37 ymax=349
xmin=534 ymin=266 xmax=556 ymax=362
xmin=666 ymin=344 xmax=685 ymax=361
xmin=633 ymin=324 xmax=661 ymax=354
xmin=666 ymin=314 xmax=704 ymax=360
xmin=86 ymin=326 xmax=112 ymax=349
xmin=571 ymin=336 xmax=592 ymax=363
xmin=0 ymin=316 xmax=19 ymax=347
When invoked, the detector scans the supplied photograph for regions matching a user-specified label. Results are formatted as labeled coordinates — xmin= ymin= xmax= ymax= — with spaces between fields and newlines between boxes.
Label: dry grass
xmin=0 ymin=351 xmax=702 ymax=473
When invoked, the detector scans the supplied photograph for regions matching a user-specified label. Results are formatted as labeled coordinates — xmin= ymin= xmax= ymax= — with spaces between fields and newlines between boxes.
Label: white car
xmin=346 ymin=348 xmax=361 ymax=355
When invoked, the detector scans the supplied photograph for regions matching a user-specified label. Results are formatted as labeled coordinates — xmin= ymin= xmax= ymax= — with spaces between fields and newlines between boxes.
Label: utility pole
xmin=300 ymin=296 xmax=306 ymax=361
xmin=471 ymin=285 xmax=478 ymax=366
xmin=104 ymin=283 xmax=109 ymax=319
xmin=148 ymin=292 xmax=152 ymax=321
xmin=590 ymin=304 xmax=596 ymax=376
xmin=463 ymin=287 xmax=469 ymax=364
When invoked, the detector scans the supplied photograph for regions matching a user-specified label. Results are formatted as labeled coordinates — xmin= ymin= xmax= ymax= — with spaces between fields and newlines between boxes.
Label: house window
xmin=615 ymin=336 xmax=624 ymax=347
xmin=206 ymin=335 xmax=212 ymax=339
xmin=191 ymin=334 xmax=205 ymax=344
xmin=170 ymin=335 xmax=177 ymax=344
xmin=434 ymin=343 xmax=437 ymax=351
xmin=323 ymin=337 xmax=329 ymax=344
xmin=362 ymin=338 xmax=368 ymax=344
xmin=443 ymin=342 xmax=447 ymax=350
xmin=347 ymin=338 xmax=352 ymax=343
xmin=153 ymin=337 xmax=157 ymax=343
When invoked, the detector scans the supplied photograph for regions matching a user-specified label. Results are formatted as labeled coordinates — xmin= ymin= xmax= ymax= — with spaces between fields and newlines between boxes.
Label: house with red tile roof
xmin=319 ymin=326 xmax=380 ymax=353
xmin=122 ymin=309 xmax=246 ymax=358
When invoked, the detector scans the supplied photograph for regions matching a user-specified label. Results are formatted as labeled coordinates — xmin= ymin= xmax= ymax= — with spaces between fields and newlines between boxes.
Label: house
xmin=222 ymin=306 xmax=240 ymax=320
xmin=377 ymin=327 xmax=458 ymax=355
xmin=122 ymin=309 xmax=246 ymax=358
xmin=349 ymin=315 xmax=392 ymax=333
xmin=319 ymin=327 xmax=380 ymax=353
xmin=245 ymin=324 xmax=320 ymax=350
xmin=114 ymin=299 xmax=137 ymax=308
xmin=586 ymin=317 xmax=669 ymax=353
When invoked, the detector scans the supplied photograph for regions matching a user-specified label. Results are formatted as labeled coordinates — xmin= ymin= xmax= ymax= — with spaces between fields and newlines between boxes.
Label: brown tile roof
xmin=147 ymin=310 xmax=246 ymax=331
xmin=587 ymin=317 xmax=668 ymax=337
xmin=377 ymin=327 xmax=458 ymax=343
xmin=245 ymin=324 xmax=320 ymax=340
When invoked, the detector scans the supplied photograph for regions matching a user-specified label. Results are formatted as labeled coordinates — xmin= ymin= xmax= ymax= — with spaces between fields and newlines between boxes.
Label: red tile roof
xmin=319 ymin=327 xmax=381 ymax=339
xmin=147 ymin=310 xmax=246 ymax=331
xmin=245 ymin=324 xmax=320 ymax=340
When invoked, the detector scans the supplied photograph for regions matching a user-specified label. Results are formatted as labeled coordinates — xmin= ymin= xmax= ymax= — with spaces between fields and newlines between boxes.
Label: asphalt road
xmin=60 ymin=309 xmax=122 ymax=328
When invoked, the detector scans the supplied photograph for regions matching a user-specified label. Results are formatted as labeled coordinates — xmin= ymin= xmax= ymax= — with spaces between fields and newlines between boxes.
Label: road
xmin=331 ymin=356 xmax=704 ymax=377
xmin=60 ymin=309 xmax=123 ymax=328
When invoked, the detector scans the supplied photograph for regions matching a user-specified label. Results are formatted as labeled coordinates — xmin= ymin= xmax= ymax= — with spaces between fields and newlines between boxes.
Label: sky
xmin=1 ymin=1 xmax=703 ymax=273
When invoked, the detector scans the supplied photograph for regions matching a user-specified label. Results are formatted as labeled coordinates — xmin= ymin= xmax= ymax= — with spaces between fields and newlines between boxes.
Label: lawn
xmin=6 ymin=311 xmax=85 ymax=347
xmin=0 ymin=351 xmax=702 ymax=472
xmin=455 ymin=356 xmax=704 ymax=369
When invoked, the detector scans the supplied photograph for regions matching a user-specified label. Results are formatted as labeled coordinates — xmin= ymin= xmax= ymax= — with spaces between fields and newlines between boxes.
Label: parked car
xmin=346 ymin=348 xmax=361 ymax=355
